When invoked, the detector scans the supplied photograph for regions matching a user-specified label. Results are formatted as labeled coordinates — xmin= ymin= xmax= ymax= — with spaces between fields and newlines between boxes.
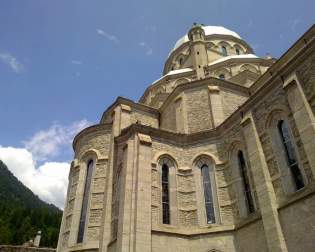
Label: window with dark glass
xmin=201 ymin=164 xmax=215 ymax=224
xmin=77 ymin=160 xmax=94 ymax=243
xmin=179 ymin=58 xmax=183 ymax=65
xmin=219 ymin=74 xmax=225 ymax=80
xmin=278 ymin=120 xmax=304 ymax=190
xmin=237 ymin=151 xmax=255 ymax=214
xmin=162 ymin=164 xmax=170 ymax=224
xmin=236 ymin=48 xmax=240 ymax=55
xmin=221 ymin=46 xmax=228 ymax=56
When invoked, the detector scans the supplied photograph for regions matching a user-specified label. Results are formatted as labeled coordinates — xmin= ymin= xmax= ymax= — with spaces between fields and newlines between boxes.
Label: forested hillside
xmin=0 ymin=160 xmax=62 ymax=248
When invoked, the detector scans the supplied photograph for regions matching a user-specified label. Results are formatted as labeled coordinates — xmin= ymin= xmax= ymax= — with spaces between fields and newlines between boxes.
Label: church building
xmin=57 ymin=24 xmax=315 ymax=252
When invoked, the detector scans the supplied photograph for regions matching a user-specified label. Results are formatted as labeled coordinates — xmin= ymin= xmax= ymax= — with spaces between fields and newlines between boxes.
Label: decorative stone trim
xmin=208 ymin=85 xmax=220 ymax=92
xmin=138 ymin=133 xmax=152 ymax=145
xmin=120 ymin=104 xmax=131 ymax=113
xmin=178 ymin=166 xmax=192 ymax=171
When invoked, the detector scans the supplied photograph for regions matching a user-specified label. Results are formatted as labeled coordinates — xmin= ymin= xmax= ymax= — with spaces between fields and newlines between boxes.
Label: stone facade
xmin=57 ymin=24 xmax=315 ymax=252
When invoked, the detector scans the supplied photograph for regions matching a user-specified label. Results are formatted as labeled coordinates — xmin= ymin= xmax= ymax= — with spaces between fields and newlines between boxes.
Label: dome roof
xmin=171 ymin=25 xmax=242 ymax=53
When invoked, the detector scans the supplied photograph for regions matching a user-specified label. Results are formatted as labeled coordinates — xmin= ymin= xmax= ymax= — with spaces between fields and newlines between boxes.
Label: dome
xmin=171 ymin=25 xmax=242 ymax=53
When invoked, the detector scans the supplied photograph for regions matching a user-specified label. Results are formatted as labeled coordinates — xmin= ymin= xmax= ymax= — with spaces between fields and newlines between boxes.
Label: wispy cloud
xmin=97 ymin=29 xmax=119 ymax=43
xmin=247 ymin=20 xmax=253 ymax=28
xmin=145 ymin=25 xmax=157 ymax=33
xmin=0 ymin=52 xmax=25 ymax=73
xmin=23 ymin=119 xmax=91 ymax=162
xmin=71 ymin=60 xmax=83 ymax=65
xmin=139 ymin=41 xmax=153 ymax=55
xmin=290 ymin=18 xmax=300 ymax=31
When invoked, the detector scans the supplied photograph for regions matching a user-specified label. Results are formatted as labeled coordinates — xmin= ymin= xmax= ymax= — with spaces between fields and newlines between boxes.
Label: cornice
xmin=249 ymin=24 xmax=315 ymax=95
xmin=72 ymin=123 xmax=112 ymax=150
xmin=100 ymin=96 xmax=159 ymax=123
xmin=205 ymin=57 xmax=274 ymax=71
xmin=139 ymin=69 xmax=196 ymax=104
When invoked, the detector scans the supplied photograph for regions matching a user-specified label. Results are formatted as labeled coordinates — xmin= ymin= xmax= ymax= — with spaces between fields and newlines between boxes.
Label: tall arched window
xmin=162 ymin=163 xmax=170 ymax=224
xmin=221 ymin=46 xmax=228 ymax=56
xmin=159 ymin=156 xmax=177 ymax=225
xmin=195 ymin=156 xmax=218 ymax=225
xmin=201 ymin=164 xmax=215 ymax=223
xmin=236 ymin=48 xmax=240 ymax=55
xmin=277 ymin=120 xmax=304 ymax=190
xmin=237 ymin=151 xmax=255 ymax=214
xmin=77 ymin=160 xmax=94 ymax=243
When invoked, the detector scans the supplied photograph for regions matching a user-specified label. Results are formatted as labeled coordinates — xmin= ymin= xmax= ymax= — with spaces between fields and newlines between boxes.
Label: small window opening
xmin=179 ymin=58 xmax=183 ymax=65
xmin=221 ymin=46 xmax=228 ymax=56
xmin=236 ymin=48 xmax=240 ymax=55
xmin=219 ymin=74 xmax=225 ymax=80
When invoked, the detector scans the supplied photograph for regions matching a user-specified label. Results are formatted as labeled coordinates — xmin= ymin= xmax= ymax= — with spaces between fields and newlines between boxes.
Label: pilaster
xmin=208 ymin=85 xmax=225 ymax=127
xmin=241 ymin=113 xmax=288 ymax=252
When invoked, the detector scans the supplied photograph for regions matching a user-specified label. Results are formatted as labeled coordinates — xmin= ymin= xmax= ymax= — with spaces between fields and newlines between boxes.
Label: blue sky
xmin=0 ymin=0 xmax=314 ymax=208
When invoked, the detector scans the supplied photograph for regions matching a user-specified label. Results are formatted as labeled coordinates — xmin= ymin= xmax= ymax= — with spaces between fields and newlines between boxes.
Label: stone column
xmin=241 ymin=112 xmax=288 ymax=252
xmin=116 ymin=139 xmax=136 ymax=251
xmin=100 ymin=109 xmax=120 ymax=252
xmin=132 ymin=133 xmax=152 ymax=252
xmin=208 ymin=86 xmax=225 ymax=127
xmin=283 ymin=73 xmax=315 ymax=178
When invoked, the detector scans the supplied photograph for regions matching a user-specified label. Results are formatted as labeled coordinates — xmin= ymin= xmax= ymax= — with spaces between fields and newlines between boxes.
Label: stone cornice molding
xmin=100 ymin=96 xmax=159 ymax=123
xmin=205 ymin=57 xmax=273 ymax=71
xmin=250 ymin=24 xmax=315 ymax=95
xmin=139 ymin=69 xmax=196 ymax=104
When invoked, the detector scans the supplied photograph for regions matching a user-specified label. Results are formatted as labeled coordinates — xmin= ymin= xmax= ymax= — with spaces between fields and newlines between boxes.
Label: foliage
xmin=0 ymin=160 xmax=62 ymax=248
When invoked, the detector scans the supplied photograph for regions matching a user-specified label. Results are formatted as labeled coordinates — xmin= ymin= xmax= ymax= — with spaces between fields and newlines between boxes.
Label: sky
xmin=0 ymin=0 xmax=314 ymax=209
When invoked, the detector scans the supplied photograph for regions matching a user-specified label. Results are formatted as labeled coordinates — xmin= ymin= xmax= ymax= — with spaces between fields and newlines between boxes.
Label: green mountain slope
xmin=0 ymin=160 xmax=62 ymax=248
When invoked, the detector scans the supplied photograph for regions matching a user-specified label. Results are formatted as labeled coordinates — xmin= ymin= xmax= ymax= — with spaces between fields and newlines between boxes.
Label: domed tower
xmin=140 ymin=24 xmax=274 ymax=108
xmin=57 ymin=23 xmax=315 ymax=252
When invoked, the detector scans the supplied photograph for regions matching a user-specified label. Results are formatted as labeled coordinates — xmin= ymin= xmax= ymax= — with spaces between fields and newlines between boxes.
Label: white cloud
xmin=97 ymin=29 xmax=119 ymax=43
xmin=0 ymin=52 xmax=25 ymax=73
xmin=71 ymin=60 xmax=83 ymax=65
xmin=139 ymin=41 xmax=153 ymax=55
xmin=291 ymin=18 xmax=300 ymax=31
xmin=23 ymin=119 xmax=91 ymax=162
xmin=0 ymin=146 xmax=70 ymax=209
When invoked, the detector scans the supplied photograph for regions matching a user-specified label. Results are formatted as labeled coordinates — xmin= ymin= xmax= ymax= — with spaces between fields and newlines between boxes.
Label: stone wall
xmin=185 ymin=86 xmax=213 ymax=133
xmin=279 ymin=192 xmax=315 ymax=252
xmin=234 ymin=220 xmax=268 ymax=252
xmin=152 ymin=232 xmax=235 ymax=252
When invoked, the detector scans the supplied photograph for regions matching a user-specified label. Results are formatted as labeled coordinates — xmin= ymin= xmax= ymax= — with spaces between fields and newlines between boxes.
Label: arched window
xmin=277 ymin=120 xmax=304 ymax=190
xmin=201 ymin=164 xmax=215 ymax=223
xmin=162 ymin=164 xmax=170 ymax=224
xmin=159 ymin=156 xmax=177 ymax=225
xmin=236 ymin=48 xmax=240 ymax=55
xmin=237 ymin=151 xmax=255 ymax=214
xmin=77 ymin=160 xmax=94 ymax=243
xmin=179 ymin=58 xmax=183 ymax=65
xmin=221 ymin=46 xmax=228 ymax=56
xmin=219 ymin=74 xmax=225 ymax=80
xmin=195 ymin=156 xmax=218 ymax=225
